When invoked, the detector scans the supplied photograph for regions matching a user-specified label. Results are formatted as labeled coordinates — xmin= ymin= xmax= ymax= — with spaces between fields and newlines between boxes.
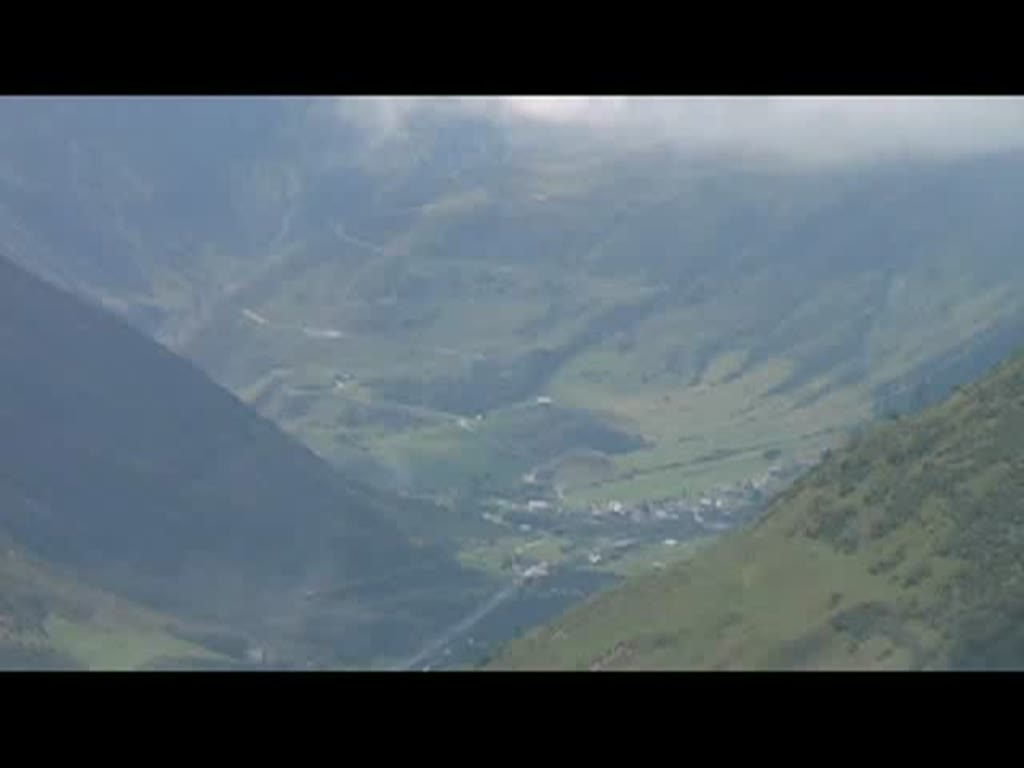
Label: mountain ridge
xmin=6 ymin=101 xmax=1024 ymax=514
xmin=487 ymin=345 xmax=1024 ymax=670
xmin=0 ymin=252 xmax=486 ymax=668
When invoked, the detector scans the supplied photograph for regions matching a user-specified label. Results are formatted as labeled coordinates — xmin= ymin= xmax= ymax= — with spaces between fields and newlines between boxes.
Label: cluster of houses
xmin=491 ymin=458 xmax=814 ymax=538
xmin=584 ymin=461 xmax=811 ymax=529
xmin=479 ymin=458 xmax=817 ymax=578
xmin=590 ymin=488 xmax=749 ymax=522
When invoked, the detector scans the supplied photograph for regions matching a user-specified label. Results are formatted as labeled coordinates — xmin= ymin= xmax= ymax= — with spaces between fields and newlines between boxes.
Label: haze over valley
xmin=3 ymin=96 xmax=1024 ymax=670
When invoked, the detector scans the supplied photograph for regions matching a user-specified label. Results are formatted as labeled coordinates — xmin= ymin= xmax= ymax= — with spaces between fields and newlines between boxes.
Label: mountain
xmin=181 ymin=142 xmax=1024 ymax=522
xmin=0 ymin=253 xmax=487 ymax=668
xmin=7 ymin=98 xmax=1024 ymax=666
xmin=5 ymin=99 xmax=1024 ymax=518
xmin=487 ymin=347 xmax=1024 ymax=670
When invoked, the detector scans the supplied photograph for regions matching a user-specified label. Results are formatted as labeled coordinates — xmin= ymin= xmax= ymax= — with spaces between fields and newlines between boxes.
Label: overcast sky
xmin=332 ymin=96 xmax=1024 ymax=168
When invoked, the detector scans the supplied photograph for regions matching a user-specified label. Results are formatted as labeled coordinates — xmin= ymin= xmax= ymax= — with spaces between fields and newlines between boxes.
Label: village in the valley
xmin=393 ymin=456 xmax=821 ymax=671
xmin=477 ymin=456 xmax=817 ymax=580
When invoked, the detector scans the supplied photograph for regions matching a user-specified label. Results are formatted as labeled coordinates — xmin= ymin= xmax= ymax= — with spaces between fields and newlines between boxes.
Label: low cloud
xmin=331 ymin=96 xmax=1024 ymax=168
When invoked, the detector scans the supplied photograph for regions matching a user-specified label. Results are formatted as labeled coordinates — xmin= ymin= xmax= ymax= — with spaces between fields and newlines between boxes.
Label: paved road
xmin=393 ymin=575 xmax=534 ymax=671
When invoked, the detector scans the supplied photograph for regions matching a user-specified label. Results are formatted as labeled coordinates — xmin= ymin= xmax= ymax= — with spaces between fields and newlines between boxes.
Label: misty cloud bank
xmin=331 ymin=96 xmax=1024 ymax=168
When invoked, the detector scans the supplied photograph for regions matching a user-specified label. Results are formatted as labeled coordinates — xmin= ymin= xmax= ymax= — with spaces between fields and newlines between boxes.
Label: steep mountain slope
xmin=9 ymin=98 xmax=1024 ymax=666
xmin=0 ymin=253 xmax=485 ymax=668
xmin=182 ymin=145 xmax=1024 ymax=509
xmin=0 ymin=97 xmax=393 ymax=352
xmin=6 ymin=98 xmax=1024 ymax=543
xmin=488 ymin=346 xmax=1024 ymax=670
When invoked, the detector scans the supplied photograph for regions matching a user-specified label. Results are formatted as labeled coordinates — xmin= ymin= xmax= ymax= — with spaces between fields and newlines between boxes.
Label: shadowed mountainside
xmin=0 ymin=253 xmax=485 ymax=668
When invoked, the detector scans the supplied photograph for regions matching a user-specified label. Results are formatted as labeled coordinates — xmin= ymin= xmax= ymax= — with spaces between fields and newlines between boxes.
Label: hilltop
xmin=488 ymin=346 xmax=1024 ymax=670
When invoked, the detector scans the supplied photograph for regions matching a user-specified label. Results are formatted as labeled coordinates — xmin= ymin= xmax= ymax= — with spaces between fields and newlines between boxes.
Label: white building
xmin=522 ymin=562 xmax=550 ymax=580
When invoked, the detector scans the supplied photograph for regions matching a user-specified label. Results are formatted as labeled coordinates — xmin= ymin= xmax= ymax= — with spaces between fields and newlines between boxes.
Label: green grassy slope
xmin=181 ymin=146 xmax=1024 ymax=512
xmin=0 ymin=532 xmax=232 ymax=670
xmin=8 ymin=101 xmax=1024 ymax=663
xmin=6 ymin=99 xmax=1024 ymax=532
xmin=488 ymin=347 xmax=1024 ymax=670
